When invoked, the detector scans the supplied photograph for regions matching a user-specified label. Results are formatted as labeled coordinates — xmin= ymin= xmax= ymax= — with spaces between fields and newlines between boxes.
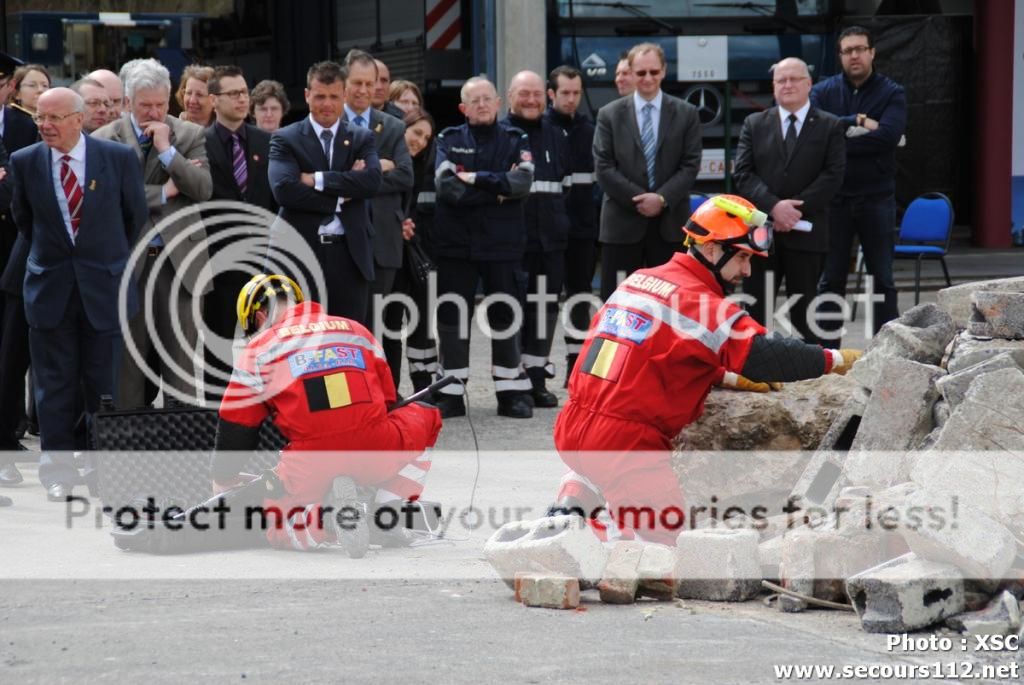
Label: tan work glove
xmin=827 ymin=349 xmax=863 ymax=375
xmin=719 ymin=371 xmax=783 ymax=393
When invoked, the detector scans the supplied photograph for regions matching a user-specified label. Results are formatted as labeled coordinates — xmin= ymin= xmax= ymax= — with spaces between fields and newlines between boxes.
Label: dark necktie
xmin=353 ymin=114 xmax=365 ymax=129
xmin=785 ymin=113 xmax=798 ymax=158
xmin=138 ymin=134 xmax=153 ymax=156
xmin=231 ymin=132 xmax=247 ymax=195
xmin=320 ymin=129 xmax=333 ymax=167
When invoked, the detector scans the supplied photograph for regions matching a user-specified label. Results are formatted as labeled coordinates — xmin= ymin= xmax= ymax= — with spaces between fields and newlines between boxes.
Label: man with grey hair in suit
xmin=93 ymin=58 xmax=213 ymax=408
xmin=593 ymin=42 xmax=702 ymax=301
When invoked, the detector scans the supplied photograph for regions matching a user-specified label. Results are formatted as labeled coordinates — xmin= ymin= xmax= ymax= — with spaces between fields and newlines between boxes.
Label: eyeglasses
xmin=83 ymin=98 xmax=113 ymax=108
xmin=773 ymin=76 xmax=808 ymax=86
xmin=633 ymin=70 xmax=662 ymax=78
xmin=465 ymin=95 xmax=495 ymax=107
xmin=839 ymin=45 xmax=871 ymax=57
xmin=215 ymin=89 xmax=249 ymax=100
xmin=32 ymin=112 xmax=80 ymax=124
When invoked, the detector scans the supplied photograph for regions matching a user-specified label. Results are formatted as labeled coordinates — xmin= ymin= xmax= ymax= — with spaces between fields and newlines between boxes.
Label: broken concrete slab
xmin=946 ymin=591 xmax=1022 ymax=636
xmin=851 ymin=359 xmax=943 ymax=453
xmin=778 ymin=529 xmax=886 ymax=611
xmin=926 ymin=368 xmax=1024 ymax=451
xmin=484 ymin=515 xmax=609 ymax=589
xmin=936 ymin=276 xmax=1024 ymax=328
xmin=945 ymin=333 xmax=1024 ymax=374
xmin=968 ymin=291 xmax=1024 ymax=340
xmin=514 ymin=572 xmax=581 ymax=609
xmin=758 ymin=535 xmax=783 ymax=581
xmin=675 ymin=529 xmax=761 ymax=602
xmin=637 ymin=544 xmax=680 ymax=601
xmin=598 ymin=541 xmax=644 ymax=604
xmin=936 ymin=352 xmax=1023 ymax=409
xmin=846 ymin=553 xmax=965 ymax=633
xmin=849 ymin=304 xmax=957 ymax=390
xmin=898 ymin=486 xmax=1017 ymax=580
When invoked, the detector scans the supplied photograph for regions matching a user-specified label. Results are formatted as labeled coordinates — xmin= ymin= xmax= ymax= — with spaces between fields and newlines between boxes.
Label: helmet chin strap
xmin=690 ymin=243 xmax=739 ymax=294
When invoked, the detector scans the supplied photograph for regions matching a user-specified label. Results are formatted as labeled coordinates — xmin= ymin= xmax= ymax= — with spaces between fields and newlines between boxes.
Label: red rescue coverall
xmin=219 ymin=302 xmax=442 ymax=550
xmin=554 ymin=253 xmax=766 ymax=544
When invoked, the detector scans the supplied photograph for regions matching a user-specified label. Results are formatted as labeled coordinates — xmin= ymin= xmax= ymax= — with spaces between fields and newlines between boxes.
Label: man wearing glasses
xmin=812 ymin=26 xmax=907 ymax=344
xmin=733 ymin=57 xmax=846 ymax=346
xmin=593 ymin=42 xmax=702 ymax=302
xmin=69 ymin=77 xmax=112 ymax=133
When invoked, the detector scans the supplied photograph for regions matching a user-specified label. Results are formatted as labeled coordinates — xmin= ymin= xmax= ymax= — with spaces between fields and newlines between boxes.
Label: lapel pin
xmin=252 ymin=154 xmax=260 ymax=162
xmin=374 ymin=122 xmax=383 ymax=134
xmin=343 ymin=139 xmax=350 ymax=147
xmin=89 ymin=180 xmax=96 ymax=191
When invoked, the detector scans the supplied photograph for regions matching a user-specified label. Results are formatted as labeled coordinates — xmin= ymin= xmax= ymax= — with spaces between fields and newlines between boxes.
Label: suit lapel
xmin=206 ymin=127 xmax=238 ymax=198
xmin=789 ymin=109 xmax=818 ymax=166
xmin=38 ymin=146 xmax=73 ymax=249
xmin=624 ymin=98 xmax=643 ymax=154
xmin=301 ymin=119 xmax=330 ymax=167
xmin=332 ymin=120 xmax=352 ymax=172
xmin=770 ymin=107 xmax=787 ymax=163
xmin=80 ymin=136 xmax=106 ymax=229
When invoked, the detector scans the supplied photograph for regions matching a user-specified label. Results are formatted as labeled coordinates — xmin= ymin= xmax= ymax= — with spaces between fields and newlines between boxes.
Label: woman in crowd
xmin=8 ymin=64 xmax=50 ymax=115
xmin=250 ymin=79 xmax=289 ymax=133
xmin=176 ymin=65 xmax=215 ymax=127
xmin=388 ymin=80 xmax=423 ymax=115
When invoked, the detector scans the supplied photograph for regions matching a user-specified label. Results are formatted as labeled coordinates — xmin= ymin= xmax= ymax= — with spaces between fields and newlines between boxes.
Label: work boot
xmin=563 ymin=354 xmax=578 ymax=389
xmin=326 ymin=476 xmax=369 ymax=559
xmin=434 ymin=393 xmax=466 ymax=419
xmin=526 ymin=366 xmax=558 ymax=408
xmin=410 ymin=371 xmax=433 ymax=394
xmin=546 ymin=495 xmax=588 ymax=519
xmin=497 ymin=392 xmax=533 ymax=419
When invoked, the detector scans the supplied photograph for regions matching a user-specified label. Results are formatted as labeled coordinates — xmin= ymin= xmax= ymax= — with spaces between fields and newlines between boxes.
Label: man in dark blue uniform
xmin=503 ymin=70 xmax=570 ymax=408
xmin=544 ymin=65 xmax=597 ymax=388
xmin=433 ymin=76 xmax=534 ymax=419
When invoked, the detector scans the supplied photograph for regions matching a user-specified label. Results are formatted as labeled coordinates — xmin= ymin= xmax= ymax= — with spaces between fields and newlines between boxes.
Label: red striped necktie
xmin=60 ymin=154 xmax=83 ymax=239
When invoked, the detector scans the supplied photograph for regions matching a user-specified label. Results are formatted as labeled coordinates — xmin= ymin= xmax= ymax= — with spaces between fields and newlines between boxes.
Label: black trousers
xmin=599 ymin=219 xmax=679 ymax=302
xmin=0 ymin=293 xmax=29 ymax=451
xmin=745 ymin=243 xmax=826 ymax=347
xmin=368 ymin=265 xmax=400 ymax=385
xmin=562 ymin=237 xmax=598 ymax=362
xmin=310 ymin=236 xmax=370 ymax=326
xmin=521 ymin=249 xmax=565 ymax=378
xmin=202 ymin=270 xmax=249 ymax=404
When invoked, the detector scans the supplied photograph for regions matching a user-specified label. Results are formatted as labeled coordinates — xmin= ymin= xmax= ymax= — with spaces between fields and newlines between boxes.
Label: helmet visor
xmin=749 ymin=222 xmax=773 ymax=252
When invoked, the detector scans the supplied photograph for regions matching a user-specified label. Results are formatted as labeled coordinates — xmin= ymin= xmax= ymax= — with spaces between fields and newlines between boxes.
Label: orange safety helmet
xmin=684 ymin=194 xmax=771 ymax=257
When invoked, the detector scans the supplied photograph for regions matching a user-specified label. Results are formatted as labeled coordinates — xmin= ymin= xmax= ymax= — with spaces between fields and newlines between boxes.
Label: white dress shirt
xmin=778 ymin=100 xmax=811 ymax=138
xmin=50 ymin=134 xmax=87 ymax=244
xmin=309 ymin=115 xmax=344 ymax=235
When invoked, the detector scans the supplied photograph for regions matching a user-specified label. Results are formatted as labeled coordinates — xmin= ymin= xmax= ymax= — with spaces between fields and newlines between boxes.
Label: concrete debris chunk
xmin=675 ymin=529 xmax=761 ymax=602
xmin=849 ymin=304 xmax=956 ymax=390
xmin=936 ymin=276 xmax=1024 ymax=328
xmin=514 ymin=572 xmax=581 ymax=610
xmin=597 ymin=541 xmax=644 ymax=604
xmin=850 ymin=359 xmax=943 ymax=453
xmin=636 ymin=544 xmax=680 ymax=601
xmin=484 ymin=515 xmax=609 ymax=589
xmin=945 ymin=591 xmax=1022 ymax=636
xmin=935 ymin=351 xmax=1022 ymax=409
xmin=846 ymin=553 xmax=965 ymax=633
xmin=945 ymin=333 xmax=1024 ymax=374
xmin=778 ymin=529 xmax=886 ymax=612
xmin=968 ymin=291 xmax=1024 ymax=339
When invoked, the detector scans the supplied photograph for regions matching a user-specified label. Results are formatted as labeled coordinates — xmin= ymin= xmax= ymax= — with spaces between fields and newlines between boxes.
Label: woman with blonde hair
xmin=387 ymin=80 xmax=423 ymax=115
xmin=175 ymin=64 xmax=215 ymax=126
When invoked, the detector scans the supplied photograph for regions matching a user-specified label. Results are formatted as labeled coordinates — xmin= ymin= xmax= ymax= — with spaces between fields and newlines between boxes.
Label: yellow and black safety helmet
xmin=236 ymin=273 xmax=305 ymax=336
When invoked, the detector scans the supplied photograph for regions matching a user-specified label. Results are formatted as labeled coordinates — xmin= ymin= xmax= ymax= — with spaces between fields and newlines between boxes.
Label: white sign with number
xmin=678 ymin=36 xmax=728 ymax=82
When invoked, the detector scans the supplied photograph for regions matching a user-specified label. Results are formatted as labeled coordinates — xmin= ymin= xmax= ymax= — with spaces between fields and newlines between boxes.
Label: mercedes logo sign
xmin=683 ymin=84 xmax=723 ymax=126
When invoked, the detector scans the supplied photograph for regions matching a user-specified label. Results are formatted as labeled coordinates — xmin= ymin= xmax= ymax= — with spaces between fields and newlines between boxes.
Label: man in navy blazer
xmin=268 ymin=60 xmax=381 ymax=325
xmin=9 ymin=88 xmax=147 ymax=500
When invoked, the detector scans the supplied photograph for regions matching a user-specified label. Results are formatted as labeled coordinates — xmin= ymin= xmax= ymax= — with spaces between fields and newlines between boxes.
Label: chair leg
xmin=940 ymin=257 xmax=951 ymax=287
xmin=914 ymin=256 xmax=922 ymax=305
xmin=851 ymin=247 xmax=865 ymax=321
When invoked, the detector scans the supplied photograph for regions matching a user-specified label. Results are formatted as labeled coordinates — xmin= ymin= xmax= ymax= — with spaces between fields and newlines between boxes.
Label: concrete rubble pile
xmin=483 ymin=278 xmax=1024 ymax=639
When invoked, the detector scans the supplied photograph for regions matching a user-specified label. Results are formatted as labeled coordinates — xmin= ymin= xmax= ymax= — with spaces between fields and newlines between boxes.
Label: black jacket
xmin=504 ymin=113 xmax=570 ymax=253
xmin=544 ymin=107 xmax=597 ymax=240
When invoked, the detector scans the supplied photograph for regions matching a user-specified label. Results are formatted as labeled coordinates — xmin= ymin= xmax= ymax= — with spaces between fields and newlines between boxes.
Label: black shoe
xmin=497 ymin=394 xmax=533 ymax=419
xmin=0 ymin=462 xmax=24 ymax=487
xmin=531 ymin=386 xmax=559 ymax=409
xmin=410 ymin=372 xmax=433 ymax=394
xmin=546 ymin=496 xmax=588 ymax=518
xmin=27 ymin=420 xmax=40 ymax=437
xmin=434 ymin=394 xmax=466 ymax=419
xmin=326 ymin=476 xmax=369 ymax=558
xmin=46 ymin=483 xmax=72 ymax=502
xmin=14 ymin=418 xmax=27 ymax=440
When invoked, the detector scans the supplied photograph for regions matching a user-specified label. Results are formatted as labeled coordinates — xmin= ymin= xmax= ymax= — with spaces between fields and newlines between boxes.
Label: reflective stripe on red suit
xmin=219 ymin=301 xmax=442 ymax=550
xmin=554 ymin=252 xmax=766 ymax=544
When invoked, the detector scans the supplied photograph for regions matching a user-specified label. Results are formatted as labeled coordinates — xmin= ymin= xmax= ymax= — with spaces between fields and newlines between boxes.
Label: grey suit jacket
xmin=92 ymin=115 xmax=214 ymax=294
xmin=732 ymin=106 xmax=846 ymax=253
xmin=593 ymin=92 xmax=702 ymax=244
xmin=344 ymin=109 xmax=413 ymax=270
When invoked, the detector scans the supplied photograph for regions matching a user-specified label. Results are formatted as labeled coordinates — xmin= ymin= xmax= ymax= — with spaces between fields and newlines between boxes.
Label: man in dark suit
xmin=268 ymin=60 xmax=382 ymax=324
xmin=733 ymin=57 xmax=846 ymax=346
xmin=201 ymin=65 xmax=276 ymax=403
xmin=10 ymin=87 xmax=147 ymax=500
xmin=593 ymin=42 xmax=702 ymax=301
xmin=342 ymin=50 xmax=413 ymax=376
xmin=92 ymin=58 xmax=214 ymax=409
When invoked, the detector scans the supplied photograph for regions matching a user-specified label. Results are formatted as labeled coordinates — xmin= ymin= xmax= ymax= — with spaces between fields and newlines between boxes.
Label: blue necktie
xmin=640 ymin=103 xmax=656 ymax=190
xmin=354 ymin=114 xmax=365 ymax=129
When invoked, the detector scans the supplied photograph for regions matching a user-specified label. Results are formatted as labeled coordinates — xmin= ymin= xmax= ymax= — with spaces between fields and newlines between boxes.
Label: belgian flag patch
xmin=304 ymin=371 xmax=371 ymax=412
xmin=580 ymin=337 xmax=629 ymax=382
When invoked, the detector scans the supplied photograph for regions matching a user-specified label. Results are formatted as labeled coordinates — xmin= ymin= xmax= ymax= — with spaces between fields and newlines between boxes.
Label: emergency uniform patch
xmin=304 ymin=371 xmax=371 ymax=411
xmin=288 ymin=345 xmax=366 ymax=378
xmin=595 ymin=307 xmax=654 ymax=344
xmin=581 ymin=337 xmax=629 ymax=382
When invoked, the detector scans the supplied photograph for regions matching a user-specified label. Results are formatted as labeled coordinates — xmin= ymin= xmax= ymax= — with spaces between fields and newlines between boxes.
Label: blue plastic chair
xmin=689 ymin=192 xmax=709 ymax=215
xmin=893 ymin=192 xmax=954 ymax=304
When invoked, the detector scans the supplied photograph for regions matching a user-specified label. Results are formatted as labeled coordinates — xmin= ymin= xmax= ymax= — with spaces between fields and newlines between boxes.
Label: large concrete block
xmin=926 ymin=368 xmax=1024 ymax=451
xmin=777 ymin=529 xmax=886 ymax=612
xmin=637 ymin=543 xmax=680 ymax=601
xmin=946 ymin=333 xmax=1024 ymax=374
xmin=514 ymin=573 xmax=581 ymax=609
xmin=968 ymin=291 xmax=1024 ymax=340
xmin=936 ymin=352 xmax=1023 ymax=409
xmin=898 ymin=486 xmax=1018 ymax=579
xmin=846 ymin=553 xmax=965 ymax=633
xmin=946 ymin=591 xmax=1022 ymax=636
xmin=675 ymin=529 xmax=761 ymax=601
xmin=849 ymin=304 xmax=957 ymax=390
xmin=598 ymin=541 xmax=644 ymax=604
xmin=937 ymin=276 xmax=1024 ymax=328
xmin=484 ymin=516 xmax=609 ymax=589
xmin=789 ymin=390 xmax=870 ymax=509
